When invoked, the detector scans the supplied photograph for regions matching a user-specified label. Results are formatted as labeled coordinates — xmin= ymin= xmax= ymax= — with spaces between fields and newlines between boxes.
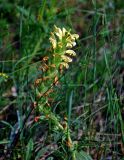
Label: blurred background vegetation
xmin=0 ymin=0 xmax=124 ymax=159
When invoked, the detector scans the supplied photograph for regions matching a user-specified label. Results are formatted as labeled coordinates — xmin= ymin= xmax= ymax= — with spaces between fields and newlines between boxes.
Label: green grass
xmin=0 ymin=0 xmax=124 ymax=159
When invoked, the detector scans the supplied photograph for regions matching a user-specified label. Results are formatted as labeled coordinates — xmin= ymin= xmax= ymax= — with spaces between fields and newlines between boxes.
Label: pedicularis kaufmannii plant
xmin=34 ymin=25 xmax=79 ymax=160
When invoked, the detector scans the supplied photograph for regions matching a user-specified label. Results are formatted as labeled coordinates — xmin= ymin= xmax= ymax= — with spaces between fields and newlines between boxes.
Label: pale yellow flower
xmin=65 ymin=50 xmax=76 ymax=56
xmin=49 ymin=25 xmax=79 ymax=69
xmin=60 ymin=62 xmax=69 ymax=69
xmin=62 ymin=27 xmax=67 ymax=36
xmin=54 ymin=25 xmax=63 ymax=40
xmin=66 ymin=43 xmax=72 ymax=48
xmin=72 ymin=42 xmax=76 ymax=46
xmin=49 ymin=32 xmax=57 ymax=49
xmin=66 ymin=42 xmax=76 ymax=48
xmin=71 ymin=34 xmax=79 ymax=39
xmin=61 ymin=55 xmax=72 ymax=63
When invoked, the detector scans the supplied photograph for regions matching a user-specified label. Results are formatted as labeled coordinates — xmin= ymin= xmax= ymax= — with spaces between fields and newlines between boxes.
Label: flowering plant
xmin=34 ymin=25 xmax=79 ymax=159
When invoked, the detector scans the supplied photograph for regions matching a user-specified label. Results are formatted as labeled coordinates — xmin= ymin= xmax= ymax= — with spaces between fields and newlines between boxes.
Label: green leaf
xmin=68 ymin=90 xmax=73 ymax=126
xmin=25 ymin=138 xmax=33 ymax=160
xmin=1 ymin=120 xmax=13 ymax=129
xmin=16 ymin=6 xmax=36 ymax=22
xmin=47 ymin=157 xmax=54 ymax=160
xmin=0 ymin=140 xmax=10 ymax=144
xmin=35 ymin=148 xmax=48 ymax=160
xmin=75 ymin=151 xmax=92 ymax=160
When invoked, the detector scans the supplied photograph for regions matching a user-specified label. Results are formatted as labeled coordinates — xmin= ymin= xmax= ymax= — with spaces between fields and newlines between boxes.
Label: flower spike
xmin=49 ymin=25 xmax=79 ymax=69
